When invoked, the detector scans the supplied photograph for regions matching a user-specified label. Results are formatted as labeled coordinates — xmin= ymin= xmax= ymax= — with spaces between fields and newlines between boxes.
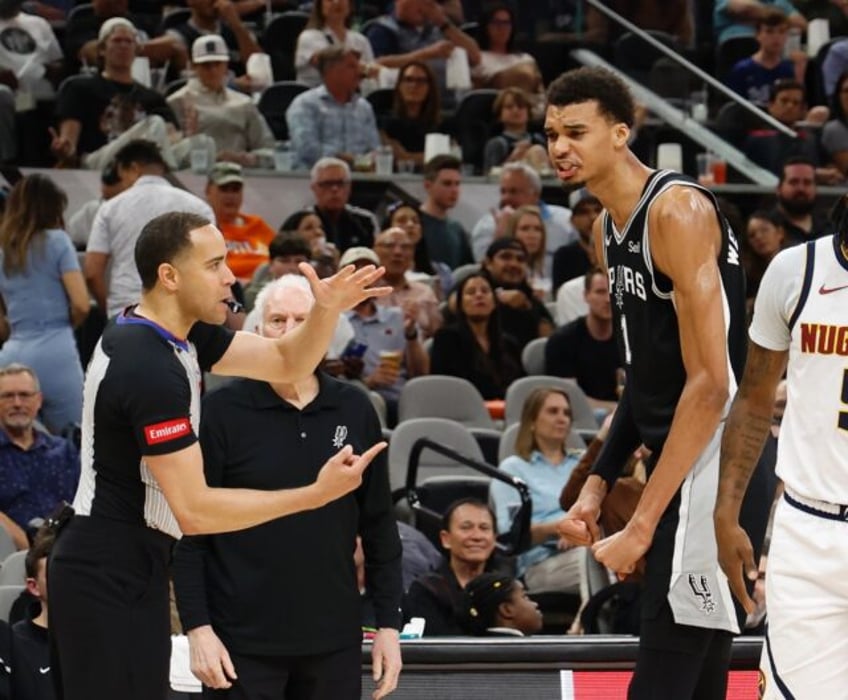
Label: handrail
xmin=405 ymin=437 xmax=532 ymax=554
xmin=570 ymin=48 xmax=780 ymax=186
xmin=584 ymin=0 xmax=798 ymax=139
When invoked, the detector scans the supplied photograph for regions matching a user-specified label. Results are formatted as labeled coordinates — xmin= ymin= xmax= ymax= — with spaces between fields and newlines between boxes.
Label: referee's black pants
xmin=48 ymin=515 xmax=174 ymax=700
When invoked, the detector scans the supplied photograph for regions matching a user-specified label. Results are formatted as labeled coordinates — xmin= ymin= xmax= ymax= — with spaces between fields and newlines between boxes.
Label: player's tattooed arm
xmin=715 ymin=342 xmax=787 ymax=612
xmin=716 ymin=342 xmax=787 ymax=514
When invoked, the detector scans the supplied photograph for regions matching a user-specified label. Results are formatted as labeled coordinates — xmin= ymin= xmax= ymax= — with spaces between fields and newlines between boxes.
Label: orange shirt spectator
xmin=205 ymin=161 xmax=275 ymax=281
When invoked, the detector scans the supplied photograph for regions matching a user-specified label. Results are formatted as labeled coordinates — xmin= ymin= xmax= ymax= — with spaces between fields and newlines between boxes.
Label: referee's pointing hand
xmin=315 ymin=442 xmax=387 ymax=506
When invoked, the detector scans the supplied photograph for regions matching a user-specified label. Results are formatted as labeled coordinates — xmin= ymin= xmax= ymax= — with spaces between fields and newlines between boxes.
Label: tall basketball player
xmin=715 ymin=196 xmax=848 ymax=698
xmin=551 ymin=66 xmax=748 ymax=699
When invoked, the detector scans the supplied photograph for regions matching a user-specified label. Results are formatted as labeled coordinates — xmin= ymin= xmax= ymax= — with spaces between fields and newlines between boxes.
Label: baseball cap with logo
xmin=192 ymin=34 xmax=230 ymax=64
xmin=339 ymin=247 xmax=380 ymax=268
xmin=209 ymin=162 xmax=244 ymax=186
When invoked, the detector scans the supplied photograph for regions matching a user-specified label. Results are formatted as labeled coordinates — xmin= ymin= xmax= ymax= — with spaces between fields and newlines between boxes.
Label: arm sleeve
xmin=51 ymin=231 xmax=81 ymax=273
xmin=172 ymin=392 xmax=229 ymax=632
xmin=287 ymin=95 xmax=322 ymax=169
xmin=364 ymin=24 xmax=399 ymax=58
xmin=245 ymin=105 xmax=276 ymax=151
xmin=748 ymin=245 xmax=803 ymax=352
xmin=591 ymin=386 xmax=641 ymax=489
xmin=483 ymin=137 xmax=508 ymax=173
xmin=544 ymin=324 xmax=578 ymax=377
xmin=356 ymin=392 xmax=403 ymax=630
xmin=122 ymin=348 xmax=199 ymax=457
xmin=295 ymin=29 xmax=324 ymax=71
xmin=470 ymin=216 xmax=495 ymax=262
xmin=429 ymin=328 xmax=465 ymax=377
xmin=85 ymin=203 xmax=111 ymax=254
xmin=188 ymin=322 xmax=235 ymax=372
xmin=490 ymin=458 xmax=522 ymax=534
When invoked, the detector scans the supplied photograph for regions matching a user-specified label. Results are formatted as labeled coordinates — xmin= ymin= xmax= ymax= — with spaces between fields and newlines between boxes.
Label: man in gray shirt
xmin=84 ymin=139 xmax=214 ymax=318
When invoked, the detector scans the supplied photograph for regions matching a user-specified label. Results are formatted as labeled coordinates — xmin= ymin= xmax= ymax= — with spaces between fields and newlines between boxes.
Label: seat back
xmin=449 ymin=89 xmax=499 ymax=174
xmin=366 ymin=88 xmax=395 ymax=121
xmin=388 ymin=417 xmax=485 ymax=495
xmin=0 ymin=550 xmax=27 ymax=586
xmin=0 ymin=529 xmax=15 ymax=564
xmin=159 ymin=7 xmax=191 ymax=32
xmin=257 ymin=81 xmax=310 ymax=140
xmin=261 ymin=11 xmax=310 ymax=81
xmin=0 ymin=585 xmax=24 ymax=623
xmin=398 ymin=375 xmax=495 ymax=429
xmin=613 ymin=30 xmax=681 ymax=83
xmin=715 ymin=36 xmax=759 ymax=80
xmin=521 ymin=337 xmax=547 ymax=375
xmin=504 ymin=376 xmax=598 ymax=431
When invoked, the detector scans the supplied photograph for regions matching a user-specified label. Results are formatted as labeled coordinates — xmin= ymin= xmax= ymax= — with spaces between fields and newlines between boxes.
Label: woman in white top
xmin=295 ymin=0 xmax=376 ymax=90
xmin=471 ymin=3 xmax=546 ymax=117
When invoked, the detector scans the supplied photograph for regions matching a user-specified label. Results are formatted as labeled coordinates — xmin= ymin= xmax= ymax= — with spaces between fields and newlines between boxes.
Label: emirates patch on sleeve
xmin=144 ymin=418 xmax=191 ymax=445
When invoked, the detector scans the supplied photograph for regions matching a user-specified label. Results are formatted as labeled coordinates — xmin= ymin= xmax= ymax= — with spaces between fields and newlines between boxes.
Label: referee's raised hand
xmin=315 ymin=442 xmax=388 ymax=506
xmin=300 ymin=261 xmax=392 ymax=312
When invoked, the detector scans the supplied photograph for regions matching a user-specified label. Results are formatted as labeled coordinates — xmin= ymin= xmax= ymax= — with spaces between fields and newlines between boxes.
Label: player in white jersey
xmin=715 ymin=197 xmax=848 ymax=699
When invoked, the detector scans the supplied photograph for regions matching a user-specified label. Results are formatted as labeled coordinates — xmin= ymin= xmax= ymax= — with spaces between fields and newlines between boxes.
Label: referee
xmin=48 ymin=212 xmax=390 ymax=700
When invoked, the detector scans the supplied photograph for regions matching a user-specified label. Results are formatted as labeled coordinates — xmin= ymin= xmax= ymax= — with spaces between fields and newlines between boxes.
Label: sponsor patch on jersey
xmin=144 ymin=418 xmax=191 ymax=445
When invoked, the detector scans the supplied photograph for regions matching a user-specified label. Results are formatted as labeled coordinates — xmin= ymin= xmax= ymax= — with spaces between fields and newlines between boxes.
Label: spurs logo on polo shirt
xmin=332 ymin=425 xmax=348 ymax=448
xmin=144 ymin=418 xmax=191 ymax=445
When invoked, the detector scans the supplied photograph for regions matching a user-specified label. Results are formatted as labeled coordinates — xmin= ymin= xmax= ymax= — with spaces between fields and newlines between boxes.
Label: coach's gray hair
xmin=253 ymin=274 xmax=314 ymax=335
xmin=502 ymin=162 xmax=542 ymax=195
xmin=310 ymin=157 xmax=351 ymax=184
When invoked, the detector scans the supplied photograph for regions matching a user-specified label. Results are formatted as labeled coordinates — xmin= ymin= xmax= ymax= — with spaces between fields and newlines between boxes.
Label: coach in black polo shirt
xmin=172 ymin=274 xmax=402 ymax=700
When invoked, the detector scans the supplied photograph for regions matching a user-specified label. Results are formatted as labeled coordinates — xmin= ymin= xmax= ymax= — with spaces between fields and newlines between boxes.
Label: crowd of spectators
xmin=0 ymin=1 xmax=839 ymax=683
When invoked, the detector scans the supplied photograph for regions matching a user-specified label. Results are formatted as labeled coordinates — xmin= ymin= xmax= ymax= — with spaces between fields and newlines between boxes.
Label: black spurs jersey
xmin=72 ymin=310 xmax=233 ymax=538
xmin=602 ymin=170 xmax=747 ymax=452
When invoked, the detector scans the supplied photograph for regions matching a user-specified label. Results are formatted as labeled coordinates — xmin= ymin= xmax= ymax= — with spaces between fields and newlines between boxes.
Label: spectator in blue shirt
xmin=0 ymin=364 xmax=79 ymax=549
xmin=725 ymin=7 xmax=806 ymax=106
xmin=490 ymin=387 xmax=584 ymax=595
xmin=287 ymin=46 xmax=380 ymax=170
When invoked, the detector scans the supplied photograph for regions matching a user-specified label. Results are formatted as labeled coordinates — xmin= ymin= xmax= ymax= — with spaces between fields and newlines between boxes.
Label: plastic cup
xmin=711 ymin=157 xmax=727 ymax=184
xmin=190 ymin=149 xmax=208 ymax=174
xmin=378 ymin=350 xmax=402 ymax=372
xmin=696 ymin=153 xmax=714 ymax=185
xmin=375 ymin=146 xmax=393 ymax=176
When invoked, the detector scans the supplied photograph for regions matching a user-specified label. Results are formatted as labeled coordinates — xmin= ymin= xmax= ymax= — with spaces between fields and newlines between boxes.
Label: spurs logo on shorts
xmin=332 ymin=425 xmax=348 ymax=449
xmin=687 ymin=573 xmax=716 ymax=615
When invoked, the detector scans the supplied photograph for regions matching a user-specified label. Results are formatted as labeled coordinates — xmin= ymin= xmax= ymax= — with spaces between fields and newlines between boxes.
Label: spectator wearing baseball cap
xmin=482 ymin=237 xmax=554 ymax=352
xmin=51 ymin=17 xmax=213 ymax=171
xmin=343 ymin=246 xmax=429 ymax=427
xmin=164 ymin=0 xmax=261 ymax=81
xmin=167 ymin=34 xmax=275 ymax=169
xmin=65 ymin=5 xmax=187 ymax=78
xmin=204 ymin=161 xmax=275 ymax=283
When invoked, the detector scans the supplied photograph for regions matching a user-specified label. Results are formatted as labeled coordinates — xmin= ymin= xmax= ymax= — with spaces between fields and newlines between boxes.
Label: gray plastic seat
xmin=521 ymin=337 xmax=548 ymax=375
xmin=0 ymin=550 xmax=27 ymax=586
xmin=387 ymin=417 xmax=486 ymax=495
xmin=398 ymin=375 xmax=496 ymax=429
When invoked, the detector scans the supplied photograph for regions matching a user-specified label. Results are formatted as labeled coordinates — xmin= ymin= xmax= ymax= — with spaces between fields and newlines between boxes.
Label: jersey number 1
xmin=621 ymin=315 xmax=632 ymax=364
